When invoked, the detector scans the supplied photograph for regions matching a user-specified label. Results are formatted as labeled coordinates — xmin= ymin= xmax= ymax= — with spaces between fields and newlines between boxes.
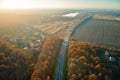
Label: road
xmin=55 ymin=15 xmax=92 ymax=80
xmin=55 ymin=32 xmax=70 ymax=80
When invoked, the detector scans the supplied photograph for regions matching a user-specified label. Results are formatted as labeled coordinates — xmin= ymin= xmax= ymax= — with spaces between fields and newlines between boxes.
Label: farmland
xmin=71 ymin=18 xmax=120 ymax=49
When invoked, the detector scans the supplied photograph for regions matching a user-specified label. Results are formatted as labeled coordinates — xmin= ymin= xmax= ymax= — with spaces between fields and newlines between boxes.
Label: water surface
xmin=62 ymin=12 xmax=80 ymax=17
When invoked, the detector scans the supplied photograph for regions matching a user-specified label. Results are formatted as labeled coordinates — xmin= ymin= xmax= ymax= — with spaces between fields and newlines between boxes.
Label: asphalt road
xmin=55 ymin=33 xmax=70 ymax=80
xmin=55 ymin=15 xmax=92 ymax=80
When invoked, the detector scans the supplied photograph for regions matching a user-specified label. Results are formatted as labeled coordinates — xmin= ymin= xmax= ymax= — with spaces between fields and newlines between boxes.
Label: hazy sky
xmin=0 ymin=0 xmax=120 ymax=9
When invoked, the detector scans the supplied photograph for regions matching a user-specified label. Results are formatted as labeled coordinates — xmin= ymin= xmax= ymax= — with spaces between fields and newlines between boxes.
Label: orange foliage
xmin=95 ymin=64 xmax=101 ymax=69
xmin=31 ymin=36 xmax=62 ymax=80
xmin=67 ymin=41 xmax=120 ymax=80
xmin=89 ymin=74 xmax=98 ymax=80
xmin=0 ymin=40 xmax=28 ymax=80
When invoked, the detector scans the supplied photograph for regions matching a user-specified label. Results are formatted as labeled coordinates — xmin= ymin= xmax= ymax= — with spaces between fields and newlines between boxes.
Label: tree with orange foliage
xmin=89 ymin=74 xmax=98 ymax=80
xmin=31 ymin=36 xmax=62 ymax=80
xmin=67 ymin=40 xmax=120 ymax=80
xmin=0 ymin=40 xmax=28 ymax=80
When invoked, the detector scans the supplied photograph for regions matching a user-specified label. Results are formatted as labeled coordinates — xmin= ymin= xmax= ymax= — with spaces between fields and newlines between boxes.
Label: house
xmin=109 ymin=57 xmax=116 ymax=62
xmin=105 ymin=50 xmax=110 ymax=56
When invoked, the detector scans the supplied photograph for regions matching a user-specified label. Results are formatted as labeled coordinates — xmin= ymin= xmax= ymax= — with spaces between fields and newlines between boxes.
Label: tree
xmin=88 ymin=74 xmax=98 ymax=80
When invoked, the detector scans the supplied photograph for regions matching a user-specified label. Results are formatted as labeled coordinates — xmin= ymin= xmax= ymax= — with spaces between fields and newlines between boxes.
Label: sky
xmin=0 ymin=0 xmax=120 ymax=9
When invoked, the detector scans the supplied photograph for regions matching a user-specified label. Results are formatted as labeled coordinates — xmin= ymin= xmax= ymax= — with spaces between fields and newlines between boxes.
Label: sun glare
xmin=0 ymin=0 xmax=52 ymax=9
xmin=0 ymin=0 xmax=120 ymax=9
